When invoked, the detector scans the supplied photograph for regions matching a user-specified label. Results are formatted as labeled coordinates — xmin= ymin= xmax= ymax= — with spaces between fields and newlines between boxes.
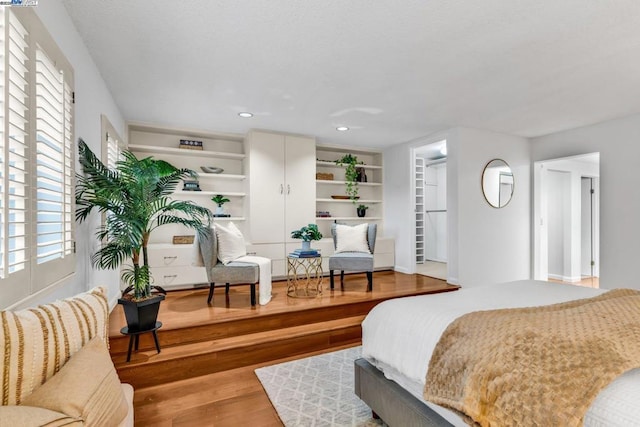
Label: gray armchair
xmin=329 ymin=223 xmax=377 ymax=291
xmin=198 ymin=226 xmax=259 ymax=306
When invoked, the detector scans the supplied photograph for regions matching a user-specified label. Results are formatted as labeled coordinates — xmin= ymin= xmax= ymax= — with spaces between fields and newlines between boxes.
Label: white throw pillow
xmin=335 ymin=223 xmax=370 ymax=254
xmin=215 ymin=222 xmax=246 ymax=264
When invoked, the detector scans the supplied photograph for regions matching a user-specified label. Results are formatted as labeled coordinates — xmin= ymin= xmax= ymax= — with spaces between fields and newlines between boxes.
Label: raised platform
xmin=109 ymin=271 xmax=458 ymax=389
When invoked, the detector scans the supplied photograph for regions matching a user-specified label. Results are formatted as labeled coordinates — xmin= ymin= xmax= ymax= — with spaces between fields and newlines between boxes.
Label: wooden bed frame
xmin=354 ymin=358 xmax=454 ymax=427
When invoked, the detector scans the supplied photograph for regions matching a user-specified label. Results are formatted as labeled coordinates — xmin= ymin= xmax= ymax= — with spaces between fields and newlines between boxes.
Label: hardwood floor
xmin=548 ymin=276 xmax=600 ymax=289
xmin=110 ymin=271 xmax=458 ymax=426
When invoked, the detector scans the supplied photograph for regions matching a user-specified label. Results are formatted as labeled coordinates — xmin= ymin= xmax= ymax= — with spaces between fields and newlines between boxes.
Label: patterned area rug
xmin=255 ymin=346 xmax=384 ymax=426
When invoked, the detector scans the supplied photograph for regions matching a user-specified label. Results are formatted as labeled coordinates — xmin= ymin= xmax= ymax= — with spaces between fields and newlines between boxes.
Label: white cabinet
xmin=146 ymin=243 xmax=208 ymax=290
xmin=245 ymin=130 xmax=316 ymax=278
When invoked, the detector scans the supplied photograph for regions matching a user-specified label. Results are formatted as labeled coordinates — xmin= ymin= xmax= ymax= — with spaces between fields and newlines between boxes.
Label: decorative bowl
xmin=200 ymin=166 xmax=224 ymax=174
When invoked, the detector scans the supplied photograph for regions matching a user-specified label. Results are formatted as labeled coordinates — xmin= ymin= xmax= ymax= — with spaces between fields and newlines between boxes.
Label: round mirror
xmin=482 ymin=159 xmax=514 ymax=208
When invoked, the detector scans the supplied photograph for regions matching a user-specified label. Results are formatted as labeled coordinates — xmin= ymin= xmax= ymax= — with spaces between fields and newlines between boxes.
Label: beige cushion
xmin=335 ymin=223 xmax=370 ymax=253
xmin=215 ymin=222 xmax=247 ymax=264
xmin=0 ymin=287 xmax=109 ymax=405
xmin=22 ymin=337 xmax=129 ymax=427
xmin=0 ymin=405 xmax=82 ymax=426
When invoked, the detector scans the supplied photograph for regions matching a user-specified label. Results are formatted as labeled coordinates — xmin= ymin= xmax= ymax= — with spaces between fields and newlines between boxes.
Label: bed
xmin=355 ymin=280 xmax=640 ymax=426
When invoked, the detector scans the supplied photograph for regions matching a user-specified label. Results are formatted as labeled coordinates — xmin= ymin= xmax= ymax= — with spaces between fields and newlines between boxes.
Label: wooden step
xmin=114 ymin=315 xmax=364 ymax=389
xmin=108 ymin=295 xmax=391 ymax=355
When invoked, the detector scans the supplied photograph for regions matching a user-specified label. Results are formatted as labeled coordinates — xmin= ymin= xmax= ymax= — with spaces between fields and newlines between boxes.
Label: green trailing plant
xmin=335 ymin=153 xmax=360 ymax=203
xmin=75 ymin=139 xmax=212 ymax=300
xmin=211 ymin=194 xmax=230 ymax=207
xmin=290 ymin=223 xmax=323 ymax=241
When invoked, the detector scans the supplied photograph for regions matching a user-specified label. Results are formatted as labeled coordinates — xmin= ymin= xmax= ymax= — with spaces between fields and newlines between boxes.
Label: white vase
xmin=301 ymin=241 xmax=311 ymax=251
xmin=215 ymin=205 xmax=224 ymax=215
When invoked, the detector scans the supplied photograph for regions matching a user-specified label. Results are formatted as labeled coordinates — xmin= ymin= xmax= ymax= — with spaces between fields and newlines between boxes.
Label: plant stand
xmin=120 ymin=321 xmax=162 ymax=362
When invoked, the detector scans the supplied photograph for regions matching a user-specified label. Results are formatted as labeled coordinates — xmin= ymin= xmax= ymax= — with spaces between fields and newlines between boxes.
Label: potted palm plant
xmin=75 ymin=139 xmax=212 ymax=331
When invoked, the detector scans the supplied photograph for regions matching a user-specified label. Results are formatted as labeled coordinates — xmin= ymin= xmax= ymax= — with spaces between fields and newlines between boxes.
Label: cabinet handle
xmin=164 ymin=256 xmax=177 ymax=260
xmin=247 ymin=251 xmax=257 ymax=255
xmin=163 ymin=275 xmax=177 ymax=279
xmin=280 ymin=184 xmax=283 ymax=194
xmin=287 ymin=184 xmax=291 ymax=194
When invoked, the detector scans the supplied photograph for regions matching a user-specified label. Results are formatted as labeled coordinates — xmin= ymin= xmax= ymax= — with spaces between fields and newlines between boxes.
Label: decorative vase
xmin=301 ymin=240 xmax=311 ymax=251
xmin=215 ymin=205 xmax=224 ymax=215
xmin=357 ymin=207 xmax=367 ymax=218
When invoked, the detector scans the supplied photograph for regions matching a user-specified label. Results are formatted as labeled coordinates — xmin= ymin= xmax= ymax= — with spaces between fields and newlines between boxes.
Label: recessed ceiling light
xmin=336 ymin=126 xmax=349 ymax=131
xmin=238 ymin=112 xmax=253 ymax=118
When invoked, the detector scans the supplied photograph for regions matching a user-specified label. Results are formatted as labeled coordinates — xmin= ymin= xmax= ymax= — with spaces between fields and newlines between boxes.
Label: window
xmin=101 ymin=114 xmax=124 ymax=170
xmin=0 ymin=8 xmax=75 ymax=299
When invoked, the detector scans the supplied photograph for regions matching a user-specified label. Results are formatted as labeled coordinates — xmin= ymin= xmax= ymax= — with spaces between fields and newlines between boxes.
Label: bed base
xmin=354 ymin=358 xmax=453 ymax=427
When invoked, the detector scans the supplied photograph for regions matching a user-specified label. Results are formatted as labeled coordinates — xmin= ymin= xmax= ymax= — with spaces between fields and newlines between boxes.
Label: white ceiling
xmin=61 ymin=0 xmax=640 ymax=148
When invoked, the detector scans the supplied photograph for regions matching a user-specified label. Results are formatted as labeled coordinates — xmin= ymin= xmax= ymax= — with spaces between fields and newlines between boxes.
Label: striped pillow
xmin=0 ymin=287 xmax=109 ymax=405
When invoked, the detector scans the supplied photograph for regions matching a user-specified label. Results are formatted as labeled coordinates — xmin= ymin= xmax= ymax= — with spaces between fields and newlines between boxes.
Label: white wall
xmin=547 ymin=170 xmax=569 ymax=278
xmin=4 ymin=1 xmax=125 ymax=309
xmin=385 ymin=127 xmax=530 ymax=287
xmin=424 ymin=162 xmax=447 ymax=262
xmin=450 ymin=127 xmax=531 ymax=287
xmin=532 ymin=113 xmax=640 ymax=289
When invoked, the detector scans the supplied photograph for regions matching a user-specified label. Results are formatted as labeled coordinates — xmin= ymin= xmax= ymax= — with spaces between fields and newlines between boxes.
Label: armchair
xmin=198 ymin=226 xmax=260 ymax=306
xmin=329 ymin=223 xmax=377 ymax=291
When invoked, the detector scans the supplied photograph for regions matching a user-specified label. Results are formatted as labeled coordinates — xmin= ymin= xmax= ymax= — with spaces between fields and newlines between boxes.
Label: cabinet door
xmin=284 ymin=135 xmax=316 ymax=241
xmin=248 ymin=132 xmax=285 ymax=243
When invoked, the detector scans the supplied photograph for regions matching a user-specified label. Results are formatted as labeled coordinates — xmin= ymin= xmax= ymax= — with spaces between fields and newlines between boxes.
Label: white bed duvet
xmin=361 ymin=280 xmax=640 ymax=426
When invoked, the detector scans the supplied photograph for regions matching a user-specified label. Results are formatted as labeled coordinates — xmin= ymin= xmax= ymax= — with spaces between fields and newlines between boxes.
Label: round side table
xmin=286 ymin=255 xmax=323 ymax=298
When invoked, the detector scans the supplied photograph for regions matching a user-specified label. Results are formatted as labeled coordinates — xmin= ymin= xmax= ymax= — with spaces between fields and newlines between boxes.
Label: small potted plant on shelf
xmin=291 ymin=224 xmax=323 ymax=251
xmin=335 ymin=154 xmax=360 ymax=203
xmin=75 ymin=139 xmax=212 ymax=332
xmin=357 ymin=204 xmax=368 ymax=218
xmin=211 ymin=194 xmax=230 ymax=216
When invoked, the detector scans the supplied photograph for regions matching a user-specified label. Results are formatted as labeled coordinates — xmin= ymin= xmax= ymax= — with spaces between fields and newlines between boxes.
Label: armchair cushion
xmin=210 ymin=261 xmax=259 ymax=283
xmin=335 ymin=223 xmax=371 ymax=253
xmin=328 ymin=252 xmax=374 ymax=271
xmin=214 ymin=222 xmax=247 ymax=264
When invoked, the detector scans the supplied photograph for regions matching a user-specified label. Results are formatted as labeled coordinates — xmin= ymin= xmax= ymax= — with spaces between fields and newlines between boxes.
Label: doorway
xmin=533 ymin=153 xmax=600 ymax=288
xmin=413 ymin=140 xmax=447 ymax=280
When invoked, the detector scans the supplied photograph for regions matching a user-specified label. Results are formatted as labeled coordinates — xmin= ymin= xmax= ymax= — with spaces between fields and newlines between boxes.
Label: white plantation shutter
xmin=0 ymin=8 xmax=74 ymax=299
xmin=4 ymin=12 xmax=30 ymax=279
xmin=106 ymin=130 xmax=121 ymax=168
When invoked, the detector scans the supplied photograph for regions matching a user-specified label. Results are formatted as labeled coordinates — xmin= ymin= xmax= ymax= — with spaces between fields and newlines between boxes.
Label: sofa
xmin=0 ymin=287 xmax=134 ymax=426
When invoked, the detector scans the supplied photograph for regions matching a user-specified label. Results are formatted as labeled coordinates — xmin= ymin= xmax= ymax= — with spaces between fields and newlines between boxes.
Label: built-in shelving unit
xmin=127 ymin=122 xmax=247 ymax=245
xmin=415 ymin=157 xmax=425 ymax=264
xmin=315 ymin=144 xmax=384 ymax=237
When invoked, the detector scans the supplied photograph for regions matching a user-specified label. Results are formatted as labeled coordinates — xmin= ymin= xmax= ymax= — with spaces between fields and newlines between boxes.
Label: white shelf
xmin=316 ymin=216 xmax=382 ymax=221
xmin=198 ymin=173 xmax=246 ymax=180
xmin=316 ymin=160 xmax=382 ymax=170
xmin=174 ymin=191 xmax=246 ymax=197
xmin=316 ymin=198 xmax=382 ymax=203
xmin=212 ymin=217 xmax=245 ymax=221
xmin=315 ymin=180 xmax=381 ymax=186
xmin=129 ymin=144 xmax=245 ymax=160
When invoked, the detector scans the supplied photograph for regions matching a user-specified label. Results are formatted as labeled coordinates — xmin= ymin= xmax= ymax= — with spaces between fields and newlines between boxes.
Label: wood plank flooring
xmin=109 ymin=271 xmax=458 ymax=426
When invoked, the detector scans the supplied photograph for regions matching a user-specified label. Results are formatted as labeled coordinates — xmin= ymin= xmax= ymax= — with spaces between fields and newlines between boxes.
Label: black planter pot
xmin=118 ymin=294 xmax=165 ymax=332
xmin=357 ymin=207 xmax=367 ymax=218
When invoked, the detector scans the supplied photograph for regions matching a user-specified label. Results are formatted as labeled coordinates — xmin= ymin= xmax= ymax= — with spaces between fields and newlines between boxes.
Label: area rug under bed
xmin=255 ymin=346 xmax=384 ymax=427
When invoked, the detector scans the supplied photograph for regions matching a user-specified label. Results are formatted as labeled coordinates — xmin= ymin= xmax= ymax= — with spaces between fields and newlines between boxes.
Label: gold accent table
xmin=286 ymin=255 xmax=323 ymax=298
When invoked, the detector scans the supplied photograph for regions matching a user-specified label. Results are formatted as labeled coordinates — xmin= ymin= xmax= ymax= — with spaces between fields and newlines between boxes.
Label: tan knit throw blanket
xmin=424 ymin=289 xmax=640 ymax=427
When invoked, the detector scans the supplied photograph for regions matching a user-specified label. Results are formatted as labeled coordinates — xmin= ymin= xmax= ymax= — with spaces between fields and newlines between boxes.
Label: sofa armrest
xmin=0 ymin=405 xmax=82 ymax=426
xmin=21 ymin=338 xmax=129 ymax=427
